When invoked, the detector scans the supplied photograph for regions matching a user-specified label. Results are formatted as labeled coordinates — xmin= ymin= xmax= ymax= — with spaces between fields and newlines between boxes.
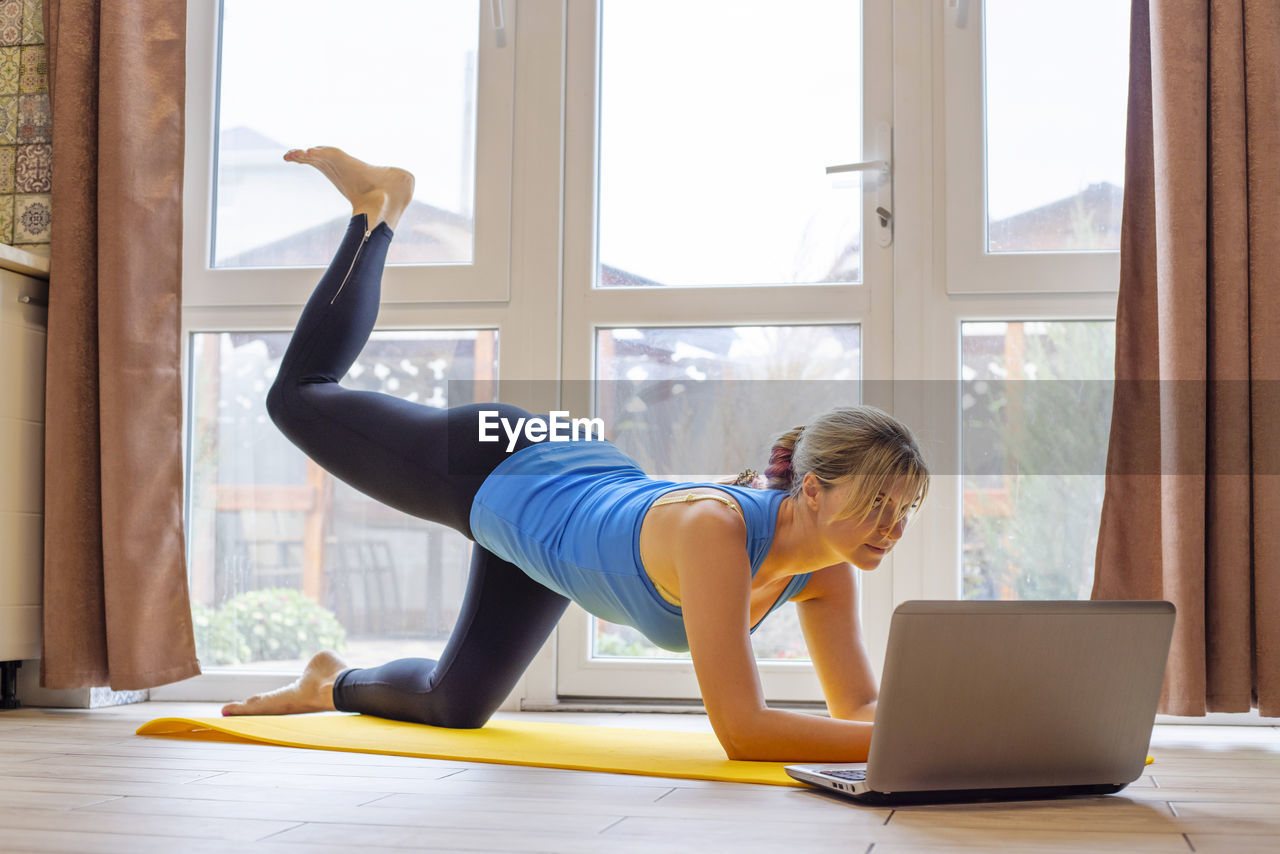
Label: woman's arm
xmin=672 ymin=507 xmax=873 ymax=762
xmin=792 ymin=562 xmax=880 ymax=720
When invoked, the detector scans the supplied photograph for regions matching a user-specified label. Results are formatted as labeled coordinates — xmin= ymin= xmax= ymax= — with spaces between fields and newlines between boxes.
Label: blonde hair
xmin=762 ymin=406 xmax=930 ymax=526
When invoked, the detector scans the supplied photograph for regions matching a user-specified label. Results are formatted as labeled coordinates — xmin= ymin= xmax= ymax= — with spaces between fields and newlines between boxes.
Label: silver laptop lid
xmin=866 ymin=600 xmax=1174 ymax=794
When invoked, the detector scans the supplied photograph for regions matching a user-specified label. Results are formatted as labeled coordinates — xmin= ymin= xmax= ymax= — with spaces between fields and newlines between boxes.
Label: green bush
xmin=193 ymin=589 xmax=346 ymax=666
xmin=191 ymin=601 xmax=250 ymax=666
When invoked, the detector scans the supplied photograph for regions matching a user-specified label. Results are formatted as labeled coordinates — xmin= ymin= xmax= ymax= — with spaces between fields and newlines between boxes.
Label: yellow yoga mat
xmin=136 ymin=714 xmax=804 ymax=787
xmin=136 ymin=715 xmax=1155 ymax=788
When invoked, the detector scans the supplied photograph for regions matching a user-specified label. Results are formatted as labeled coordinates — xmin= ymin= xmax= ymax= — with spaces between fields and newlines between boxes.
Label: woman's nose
xmin=879 ymin=515 xmax=906 ymax=540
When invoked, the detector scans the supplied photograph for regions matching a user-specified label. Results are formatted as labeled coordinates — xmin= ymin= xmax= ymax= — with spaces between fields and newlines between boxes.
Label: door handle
xmin=826 ymin=121 xmax=893 ymax=248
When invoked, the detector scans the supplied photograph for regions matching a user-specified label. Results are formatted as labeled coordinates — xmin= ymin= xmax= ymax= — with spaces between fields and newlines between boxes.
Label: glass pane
xmin=187 ymin=329 xmax=498 ymax=670
xmin=961 ymin=321 xmax=1115 ymax=600
xmin=985 ymin=0 xmax=1129 ymax=252
xmin=597 ymin=0 xmax=862 ymax=287
xmin=592 ymin=325 xmax=861 ymax=660
xmin=213 ymin=0 xmax=479 ymax=268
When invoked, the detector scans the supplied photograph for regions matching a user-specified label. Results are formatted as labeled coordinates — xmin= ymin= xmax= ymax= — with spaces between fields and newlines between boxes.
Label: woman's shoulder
xmin=648 ymin=485 xmax=785 ymax=547
xmin=709 ymin=483 xmax=788 ymax=513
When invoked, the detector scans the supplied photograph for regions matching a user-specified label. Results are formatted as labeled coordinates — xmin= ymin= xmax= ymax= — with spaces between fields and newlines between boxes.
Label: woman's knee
xmin=264 ymin=379 xmax=288 ymax=425
xmin=265 ymin=376 xmax=319 ymax=435
xmin=424 ymin=693 xmax=498 ymax=729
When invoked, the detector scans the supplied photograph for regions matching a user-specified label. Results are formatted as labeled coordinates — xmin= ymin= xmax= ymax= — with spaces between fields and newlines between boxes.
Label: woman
xmin=221 ymin=147 xmax=929 ymax=763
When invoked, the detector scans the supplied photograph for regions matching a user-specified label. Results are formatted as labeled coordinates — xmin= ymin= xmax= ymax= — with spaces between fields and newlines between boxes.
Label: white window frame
xmin=911 ymin=1 xmax=1122 ymax=615
xmin=158 ymin=0 xmax=565 ymax=702
xmin=181 ymin=0 xmax=518 ymax=309
xmin=553 ymin=0 xmax=896 ymax=702
xmin=942 ymin=0 xmax=1122 ymax=295
xmin=162 ymin=0 xmax=1143 ymax=712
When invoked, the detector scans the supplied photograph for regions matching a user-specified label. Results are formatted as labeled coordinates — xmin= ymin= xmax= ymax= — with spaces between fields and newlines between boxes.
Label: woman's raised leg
xmin=260 ymin=148 xmax=502 ymax=535
xmin=220 ymin=148 xmax=569 ymax=721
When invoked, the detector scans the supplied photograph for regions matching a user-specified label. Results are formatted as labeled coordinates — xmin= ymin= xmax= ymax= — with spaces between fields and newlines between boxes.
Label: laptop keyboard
xmin=824 ymin=769 xmax=868 ymax=782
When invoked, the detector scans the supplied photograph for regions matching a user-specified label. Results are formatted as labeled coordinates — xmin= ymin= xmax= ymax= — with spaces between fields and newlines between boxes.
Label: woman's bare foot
xmin=220 ymin=650 xmax=348 ymax=717
xmin=283 ymin=146 xmax=415 ymax=232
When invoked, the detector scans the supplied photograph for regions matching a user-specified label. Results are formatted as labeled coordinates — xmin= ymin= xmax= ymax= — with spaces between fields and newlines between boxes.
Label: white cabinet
xmin=0 ymin=258 xmax=48 ymax=666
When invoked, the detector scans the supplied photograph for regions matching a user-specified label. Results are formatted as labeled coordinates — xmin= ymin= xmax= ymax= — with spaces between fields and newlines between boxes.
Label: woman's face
xmin=807 ymin=476 xmax=917 ymax=569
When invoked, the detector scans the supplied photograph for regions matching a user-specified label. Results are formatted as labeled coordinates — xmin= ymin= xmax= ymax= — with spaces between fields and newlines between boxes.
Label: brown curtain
xmin=1093 ymin=0 xmax=1279 ymax=715
xmin=40 ymin=0 xmax=200 ymax=690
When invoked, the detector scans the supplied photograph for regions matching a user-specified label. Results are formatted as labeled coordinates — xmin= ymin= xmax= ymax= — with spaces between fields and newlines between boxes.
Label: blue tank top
xmin=468 ymin=440 xmax=812 ymax=652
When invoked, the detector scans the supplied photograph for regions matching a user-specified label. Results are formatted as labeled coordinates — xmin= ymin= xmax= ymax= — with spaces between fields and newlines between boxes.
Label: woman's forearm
xmin=723 ymin=708 xmax=872 ymax=762
xmin=838 ymin=701 xmax=876 ymax=723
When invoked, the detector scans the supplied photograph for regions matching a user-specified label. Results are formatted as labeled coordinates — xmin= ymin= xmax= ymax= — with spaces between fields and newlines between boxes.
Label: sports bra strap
xmin=650 ymin=491 xmax=743 ymax=515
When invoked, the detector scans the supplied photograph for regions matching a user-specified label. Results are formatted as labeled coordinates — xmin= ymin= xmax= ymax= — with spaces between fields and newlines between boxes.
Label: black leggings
xmin=266 ymin=213 xmax=569 ymax=728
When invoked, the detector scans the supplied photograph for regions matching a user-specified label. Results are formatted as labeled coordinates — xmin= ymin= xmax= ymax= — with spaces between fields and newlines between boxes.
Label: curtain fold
xmin=1093 ymin=0 xmax=1279 ymax=715
xmin=40 ymin=0 xmax=200 ymax=690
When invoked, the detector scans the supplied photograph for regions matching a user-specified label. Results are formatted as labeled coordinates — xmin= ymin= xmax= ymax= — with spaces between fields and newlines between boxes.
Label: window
xmin=186 ymin=331 xmax=496 ymax=672
xmin=596 ymin=0 xmax=863 ymax=287
xmin=213 ymin=1 xmax=482 ymax=268
xmin=984 ymin=0 xmax=1128 ymax=253
xmin=557 ymin=0 xmax=891 ymax=701
xmin=922 ymin=0 xmax=1128 ymax=611
xmin=173 ymin=0 xmax=1131 ymax=705
xmin=183 ymin=0 xmax=516 ymax=309
xmin=960 ymin=321 xmax=1115 ymax=601
xmin=170 ymin=0 xmax=560 ymax=701
xmin=943 ymin=0 xmax=1129 ymax=293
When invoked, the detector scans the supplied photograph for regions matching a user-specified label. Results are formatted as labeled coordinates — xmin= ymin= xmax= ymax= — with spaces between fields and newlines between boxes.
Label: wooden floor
xmin=0 ymin=702 xmax=1278 ymax=853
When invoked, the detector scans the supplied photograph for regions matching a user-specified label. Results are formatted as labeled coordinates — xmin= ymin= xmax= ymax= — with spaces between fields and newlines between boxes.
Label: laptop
xmin=785 ymin=599 xmax=1175 ymax=805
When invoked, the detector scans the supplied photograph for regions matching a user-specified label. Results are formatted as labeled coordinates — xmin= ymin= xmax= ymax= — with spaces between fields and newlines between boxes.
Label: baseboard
xmin=523 ymin=697 xmax=829 ymax=715
xmin=11 ymin=659 xmax=149 ymax=709
xmin=1155 ymin=710 xmax=1273 ymax=726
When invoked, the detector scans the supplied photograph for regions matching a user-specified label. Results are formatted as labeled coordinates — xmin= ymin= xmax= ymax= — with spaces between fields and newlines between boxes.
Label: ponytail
xmin=727 ymin=425 xmax=804 ymax=490
xmin=763 ymin=425 xmax=805 ymax=490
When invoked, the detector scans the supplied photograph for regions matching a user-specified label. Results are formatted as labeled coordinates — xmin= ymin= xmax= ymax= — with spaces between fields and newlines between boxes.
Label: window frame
xmin=915 ymin=0 xmax=1123 ymax=609
xmin=554 ymin=0 xmax=895 ymax=702
xmin=181 ymin=0 xmax=518 ymax=309
xmin=942 ymin=0 xmax=1123 ymax=295
xmin=162 ymin=0 xmax=1131 ymax=709
xmin=159 ymin=0 xmax=565 ymax=703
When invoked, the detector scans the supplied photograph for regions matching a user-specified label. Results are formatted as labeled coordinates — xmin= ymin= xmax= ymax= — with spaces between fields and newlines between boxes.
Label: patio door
xmin=556 ymin=0 xmax=895 ymax=701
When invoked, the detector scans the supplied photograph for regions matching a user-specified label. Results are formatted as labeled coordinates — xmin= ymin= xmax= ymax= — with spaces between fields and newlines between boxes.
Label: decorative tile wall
xmin=0 ymin=0 xmax=47 ymax=256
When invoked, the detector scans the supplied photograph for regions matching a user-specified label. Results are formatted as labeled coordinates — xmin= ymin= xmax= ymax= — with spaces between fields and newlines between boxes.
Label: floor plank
xmin=27 ymin=752 xmax=472 ymax=779
xmin=267 ymin=819 xmax=789 ymax=854
xmin=0 ymin=773 xmax=391 ymax=806
xmin=0 ymin=827 xmax=464 ymax=854
xmin=0 ymin=804 xmax=300 ymax=843
xmin=1186 ymin=835 xmax=1280 ymax=854
xmin=187 ymin=769 xmax=677 ymax=803
xmin=886 ymin=797 xmax=1185 ymax=834
xmin=0 ymin=789 xmax=120 ymax=810
xmin=79 ymin=795 xmax=620 ymax=834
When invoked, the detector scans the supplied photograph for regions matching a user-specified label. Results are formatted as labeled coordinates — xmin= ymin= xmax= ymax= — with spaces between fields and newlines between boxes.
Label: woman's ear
xmin=801 ymin=472 xmax=822 ymax=511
